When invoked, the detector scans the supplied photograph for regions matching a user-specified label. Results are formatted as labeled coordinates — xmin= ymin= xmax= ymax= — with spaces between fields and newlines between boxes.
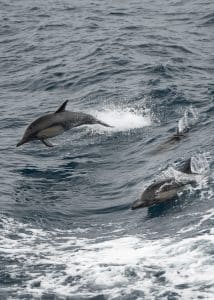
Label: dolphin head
xmin=131 ymin=197 xmax=148 ymax=210
xmin=16 ymin=135 xmax=32 ymax=147
xmin=16 ymin=138 xmax=25 ymax=147
xmin=16 ymin=126 xmax=35 ymax=147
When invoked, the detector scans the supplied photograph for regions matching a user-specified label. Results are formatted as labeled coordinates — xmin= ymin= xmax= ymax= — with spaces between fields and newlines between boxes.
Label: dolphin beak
xmin=16 ymin=138 xmax=27 ymax=147
xmin=131 ymin=199 xmax=141 ymax=210
xmin=131 ymin=198 xmax=147 ymax=210
xmin=16 ymin=140 xmax=23 ymax=147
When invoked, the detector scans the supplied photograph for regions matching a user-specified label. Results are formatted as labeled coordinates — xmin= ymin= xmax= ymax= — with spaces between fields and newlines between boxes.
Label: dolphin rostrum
xmin=16 ymin=100 xmax=112 ymax=147
xmin=131 ymin=158 xmax=197 ymax=210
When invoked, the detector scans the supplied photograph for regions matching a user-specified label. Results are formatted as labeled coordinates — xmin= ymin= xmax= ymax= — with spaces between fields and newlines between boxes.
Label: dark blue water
xmin=0 ymin=0 xmax=214 ymax=299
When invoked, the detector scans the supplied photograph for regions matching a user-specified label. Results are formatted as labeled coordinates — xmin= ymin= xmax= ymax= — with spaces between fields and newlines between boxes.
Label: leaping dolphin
xmin=131 ymin=158 xmax=197 ymax=210
xmin=16 ymin=100 xmax=112 ymax=147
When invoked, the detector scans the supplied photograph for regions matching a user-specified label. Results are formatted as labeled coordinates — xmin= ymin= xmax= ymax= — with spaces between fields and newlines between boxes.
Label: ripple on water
xmin=0 ymin=215 xmax=214 ymax=299
xmin=0 ymin=0 xmax=214 ymax=298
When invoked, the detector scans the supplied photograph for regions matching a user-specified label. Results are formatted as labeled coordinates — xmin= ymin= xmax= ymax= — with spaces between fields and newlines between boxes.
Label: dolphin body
xmin=153 ymin=126 xmax=188 ymax=154
xmin=131 ymin=158 xmax=196 ymax=210
xmin=166 ymin=127 xmax=187 ymax=143
xmin=17 ymin=100 xmax=112 ymax=147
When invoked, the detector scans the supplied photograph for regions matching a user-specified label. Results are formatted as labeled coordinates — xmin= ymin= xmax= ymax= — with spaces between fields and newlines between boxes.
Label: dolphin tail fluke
xmin=97 ymin=120 xmax=113 ymax=128
xmin=41 ymin=139 xmax=54 ymax=147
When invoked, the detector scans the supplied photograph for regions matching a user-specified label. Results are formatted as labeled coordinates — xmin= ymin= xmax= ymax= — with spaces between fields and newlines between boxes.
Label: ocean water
xmin=0 ymin=0 xmax=214 ymax=299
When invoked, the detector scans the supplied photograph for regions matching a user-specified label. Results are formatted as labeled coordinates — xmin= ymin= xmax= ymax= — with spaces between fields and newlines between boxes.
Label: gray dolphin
xmin=154 ymin=126 xmax=188 ymax=153
xmin=167 ymin=126 xmax=187 ymax=143
xmin=17 ymin=100 xmax=112 ymax=147
xmin=131 ymin=158 xmax=196 ymax=210
xmin=150 ymin=126 xmax=188 ymax=156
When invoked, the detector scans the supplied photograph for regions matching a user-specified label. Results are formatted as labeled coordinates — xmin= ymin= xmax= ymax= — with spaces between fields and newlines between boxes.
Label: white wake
xmin=91 ymin=105 xmax=151 ymax=132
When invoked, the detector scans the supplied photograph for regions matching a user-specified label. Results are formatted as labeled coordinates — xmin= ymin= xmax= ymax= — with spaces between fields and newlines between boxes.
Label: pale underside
xmin=36 ymin=125 xmax=64 ymax=139
xmin=154 ymin=189 xmax=179 ymax=202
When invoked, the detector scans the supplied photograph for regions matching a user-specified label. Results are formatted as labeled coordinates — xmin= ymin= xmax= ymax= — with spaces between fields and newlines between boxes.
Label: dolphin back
xmin=131 ymin=178 xmax=192 ymax=209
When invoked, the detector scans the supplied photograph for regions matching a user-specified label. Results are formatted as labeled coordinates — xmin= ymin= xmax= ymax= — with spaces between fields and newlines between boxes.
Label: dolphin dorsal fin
xmin=180 ymin=158 xmax=192 ymax=174
xmin=55 ymin=100 xmax=68 ymax=114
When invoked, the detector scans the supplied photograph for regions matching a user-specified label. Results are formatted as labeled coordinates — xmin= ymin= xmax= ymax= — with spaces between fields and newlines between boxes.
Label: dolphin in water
xmin=131 ymin=158 xmax=197 ymax=210
xmin=16 ymin=100 xmax=112 ymax=147
xmin=165 ymin=107 xmax=198 ymax=145
xmin=165 ymin=126 xmax=189 ymax=144
xmin=166 ymin=126 xmax=187 ymax=143
xmin=153 ymin=108 xmax=198 ymax=153
xmin=153 ymin=126 xmax=188 ymax=153
xmin=150 ymin=125 xmax=188 ymax=155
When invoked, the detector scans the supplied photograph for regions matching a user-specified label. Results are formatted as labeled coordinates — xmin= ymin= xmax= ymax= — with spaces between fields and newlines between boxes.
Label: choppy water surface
xmin=0 ymin=0 xmax=214 ymax=299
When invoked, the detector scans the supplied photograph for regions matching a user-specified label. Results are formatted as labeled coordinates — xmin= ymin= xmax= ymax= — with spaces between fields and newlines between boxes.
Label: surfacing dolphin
xmin=16 ymin=100 xmax=112 ymax=147
xmin=131 ymin=158 xmax=197 ymax=210
xmin=153 ymin=125 xmax=188 ymax=154
xmin=153 ymin=108 xmax=198 ymax=154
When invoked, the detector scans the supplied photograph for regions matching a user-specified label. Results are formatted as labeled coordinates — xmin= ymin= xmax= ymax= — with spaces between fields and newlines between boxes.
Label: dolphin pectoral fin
xmin=41 ymin=139 xmax=54 ymax=147
xmin=54 ymin=100 xmax=69 ymax=114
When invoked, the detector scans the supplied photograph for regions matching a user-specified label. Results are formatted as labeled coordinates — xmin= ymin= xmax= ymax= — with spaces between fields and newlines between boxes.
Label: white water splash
xmin=178 ymin=106 xmax=199 ymax=133
xmin=0 ymin=216 xmax=214 ymax=299
xmin=191 ymin=152 xmax=211 ymax=174
xmin=160 ymin=153 xmax=210 ymax=184
xmin=91 ymin=106 xmax=151 ymax=132
xmin=178 ymin=208 xmax=214 ymax=234
xmin=162 ymin=166 xmax=204 ymax=185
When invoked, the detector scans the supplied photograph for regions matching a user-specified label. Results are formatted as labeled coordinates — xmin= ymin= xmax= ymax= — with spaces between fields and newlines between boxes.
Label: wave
xmin=0 ymin=215 xmax=213 ymax=299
